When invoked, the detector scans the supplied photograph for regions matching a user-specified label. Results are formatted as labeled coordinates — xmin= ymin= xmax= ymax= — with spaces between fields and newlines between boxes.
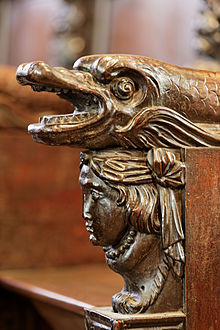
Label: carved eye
xmin=112 ymin=77 xmax=135 ymax=100
xmin=91 ymin=189 xmax=103 ymax=201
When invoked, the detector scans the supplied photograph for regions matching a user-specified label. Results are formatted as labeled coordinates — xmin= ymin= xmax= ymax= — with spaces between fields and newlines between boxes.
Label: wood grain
xmin=185 ymin=147 xmax=220 ymax=330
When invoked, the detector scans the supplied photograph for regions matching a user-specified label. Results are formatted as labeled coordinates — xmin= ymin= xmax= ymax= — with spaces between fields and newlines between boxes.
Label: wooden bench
xmin=0 ymin=264 xmax=123 ymax=330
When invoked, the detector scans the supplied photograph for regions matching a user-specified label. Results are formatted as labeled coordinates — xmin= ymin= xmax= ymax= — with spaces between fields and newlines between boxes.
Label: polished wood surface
xmin=185 ymin=147 xmax=220 ymax=330
xmin=15 ymin=52 xmax=220 ymax=323
xmin=85 ymin=307 xmax=185 ymax=330
xmin=0 ymin=264 xmax=123 ymax=314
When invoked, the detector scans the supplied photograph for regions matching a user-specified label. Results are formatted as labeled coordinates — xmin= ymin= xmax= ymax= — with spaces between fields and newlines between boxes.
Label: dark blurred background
xmin=0 ymin=0 xmax=204 ymax=68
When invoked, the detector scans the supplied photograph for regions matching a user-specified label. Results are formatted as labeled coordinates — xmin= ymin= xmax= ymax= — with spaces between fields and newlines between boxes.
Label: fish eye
xmin=111 ymin=77 xmax=136 ymax=100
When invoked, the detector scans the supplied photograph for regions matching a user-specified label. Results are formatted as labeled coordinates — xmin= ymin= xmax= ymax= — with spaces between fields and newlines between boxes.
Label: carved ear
xmin=116 ymin=106 xmax=220 ymax=148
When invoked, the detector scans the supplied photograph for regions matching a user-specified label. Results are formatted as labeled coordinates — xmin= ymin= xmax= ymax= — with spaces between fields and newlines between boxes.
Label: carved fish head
xmin=16 ymin=54 xmax=220 ymax=149
xmin=16 ymin=54 xmax=160 ymax=148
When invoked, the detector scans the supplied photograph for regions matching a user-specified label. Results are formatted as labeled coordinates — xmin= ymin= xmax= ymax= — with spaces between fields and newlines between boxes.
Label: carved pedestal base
xmin=85 ymin=307 xmax=185 ymax=330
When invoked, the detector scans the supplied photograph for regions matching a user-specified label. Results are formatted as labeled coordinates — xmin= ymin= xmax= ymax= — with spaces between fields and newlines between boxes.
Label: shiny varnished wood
xmin=16 ymin=55 xmax=220 ymax=148
xmin=184 ymin=147 xmax=220 ymax=330
xmin=85 ymin=307 xmax=185 ymax=329
xmin=80 ymin=148 xmax=184 ymax=314
xmin=14 ymin=53 xmax=220 ymax=326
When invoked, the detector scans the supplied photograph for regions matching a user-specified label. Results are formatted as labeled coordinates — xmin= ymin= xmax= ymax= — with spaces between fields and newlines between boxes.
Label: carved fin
xmin=116 ymin=106 xmax=220 ymax=148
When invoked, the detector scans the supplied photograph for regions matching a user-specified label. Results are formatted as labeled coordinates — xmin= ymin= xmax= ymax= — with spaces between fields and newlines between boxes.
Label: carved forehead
xmin=79 ymin=164 xmax=103 ymax=188
xmin=80 ymin=149 xmax=152 ymax=185
xmin=73 ymin=54 xmax=138 ymax=71
xmin=73 ymin=54 xmax=160 ymax=83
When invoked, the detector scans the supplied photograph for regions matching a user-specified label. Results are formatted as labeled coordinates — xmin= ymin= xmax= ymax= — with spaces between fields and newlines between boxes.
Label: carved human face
xmin=79 ymin=164 xmax=127 ymax=247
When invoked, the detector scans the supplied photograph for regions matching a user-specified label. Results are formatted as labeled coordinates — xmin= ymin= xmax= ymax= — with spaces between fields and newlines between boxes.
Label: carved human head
xmin=79 ymin=149 xmax=160 ymax=244
xmin=80 ymin=148 xmax=185 ymax=278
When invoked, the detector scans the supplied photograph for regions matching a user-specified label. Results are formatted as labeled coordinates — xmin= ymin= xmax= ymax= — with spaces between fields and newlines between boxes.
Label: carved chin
xmin=89 ymin=233 xmax=99 ymax=246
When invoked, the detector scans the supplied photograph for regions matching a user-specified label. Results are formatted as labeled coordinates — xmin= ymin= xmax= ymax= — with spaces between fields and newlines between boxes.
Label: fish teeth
xmin=72 ymin=115 xmax=80 ymax=122
xmin=32 ymin=85 xmax=43 ymax=92
xmin=65 ymin=117 xmax=72 ymax=123
xmin=59 ymin=116 xmax=65 ymax=123
xmin=47 ymin=117 xmax=56 ymax=124
xmin=41 ymin=116 xmax=48 ymax=124
xmin=40 ymin=111 xmax=96 ymax=126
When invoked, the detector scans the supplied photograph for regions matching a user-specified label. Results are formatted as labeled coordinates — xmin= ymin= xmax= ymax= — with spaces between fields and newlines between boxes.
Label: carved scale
xmin=16 ymin=55 xmax=220 ymax=329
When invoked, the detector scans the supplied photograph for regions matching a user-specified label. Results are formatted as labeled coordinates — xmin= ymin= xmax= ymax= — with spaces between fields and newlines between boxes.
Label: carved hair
xmin=81 ymin=149 xmax=160 ymax=235
xmin=111 ymin=183 xmax=160 ymax=235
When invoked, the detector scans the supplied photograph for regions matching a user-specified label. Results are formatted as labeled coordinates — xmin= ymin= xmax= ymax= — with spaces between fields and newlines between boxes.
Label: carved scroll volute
xmin=80 ymin=148 xmax=185 ymax=314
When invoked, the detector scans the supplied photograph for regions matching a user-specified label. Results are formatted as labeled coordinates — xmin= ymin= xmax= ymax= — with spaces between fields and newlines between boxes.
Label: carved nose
xmin=83 ymin=212 xmax=92 ymax=221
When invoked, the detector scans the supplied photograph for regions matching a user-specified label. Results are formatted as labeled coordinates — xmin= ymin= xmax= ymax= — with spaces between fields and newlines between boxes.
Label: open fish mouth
xmin=29 ymin=90 xmax=104 ymax=132
xmin=16 ymin=61 xmax=107 ymax=140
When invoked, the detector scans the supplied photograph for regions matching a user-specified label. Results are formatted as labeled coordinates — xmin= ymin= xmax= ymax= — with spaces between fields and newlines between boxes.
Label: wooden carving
xmin=16 ymin=55 xmax=220 ymax=148
xmin=79 ymin=148 xmax=184 ymax=313
xmin=16 ymin=55 xmax=220 ymax=317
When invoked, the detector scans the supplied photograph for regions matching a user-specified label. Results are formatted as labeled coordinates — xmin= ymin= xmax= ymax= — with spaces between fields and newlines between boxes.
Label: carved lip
xmin=16 ymin=61 xmax=107 ymax=140
xmin=85 ymin=222 xmax=94 ymax=233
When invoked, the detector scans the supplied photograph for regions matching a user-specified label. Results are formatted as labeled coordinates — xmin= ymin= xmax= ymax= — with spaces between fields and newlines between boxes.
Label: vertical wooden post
xmin=185 ymin=147 xmax=220 ymax=330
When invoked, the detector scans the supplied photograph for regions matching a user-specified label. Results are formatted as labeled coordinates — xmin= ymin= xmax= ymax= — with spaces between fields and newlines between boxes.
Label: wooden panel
xmin=0 ymin=131 xmax=104 ymax=268
xmin=185 ymin=148 xmax=220 ymax=330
